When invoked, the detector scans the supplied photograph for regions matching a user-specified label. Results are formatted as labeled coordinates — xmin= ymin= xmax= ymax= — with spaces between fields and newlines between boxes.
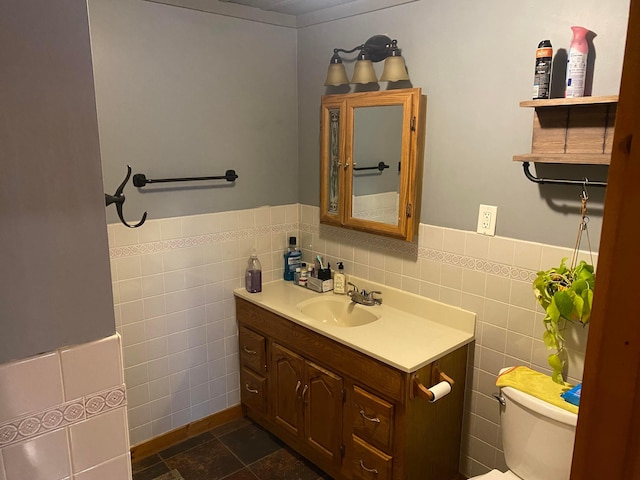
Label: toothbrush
xmin=316 ymin=255 xmax=325 ymax=270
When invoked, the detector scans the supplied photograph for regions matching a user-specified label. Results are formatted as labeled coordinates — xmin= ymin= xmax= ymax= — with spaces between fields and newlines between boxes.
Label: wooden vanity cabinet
xmin=271 ymin=342 xmax=344 ymax=466
xmin=235 ymin=297 xmax=468 ymax=480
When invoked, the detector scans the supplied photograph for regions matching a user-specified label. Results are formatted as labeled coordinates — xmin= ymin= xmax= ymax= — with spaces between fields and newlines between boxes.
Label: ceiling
xmin=146 ymin=0 xmax=418 ymax=27
xmin=218 ymin=0 xmax=359 ymax=16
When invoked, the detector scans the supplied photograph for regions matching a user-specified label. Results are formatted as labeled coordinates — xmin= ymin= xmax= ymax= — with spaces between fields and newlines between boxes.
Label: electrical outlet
xmin=477 ymin=204 xmax=497 ymax=236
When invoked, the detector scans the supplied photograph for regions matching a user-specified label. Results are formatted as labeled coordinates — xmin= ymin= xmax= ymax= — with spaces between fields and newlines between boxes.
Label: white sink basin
xmin=296 ymin=297 xmax=381 ymax=327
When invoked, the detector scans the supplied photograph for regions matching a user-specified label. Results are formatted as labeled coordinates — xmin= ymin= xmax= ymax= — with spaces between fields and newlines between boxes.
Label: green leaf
xmin=547 ymin=300 xmax=561 ymax=323
xmin=543 ymin=330 xmax=558 ymax=350
xmin=573 ymin=294 xmax=584 ymax=321
xmin=548 ymin=353 xmax=563 ymax=371
xmin=571 ymin=278 xmax=588 ymax=295
xmin=551 ymin=370 xmax=565 ymax=385
xmin=553 ymin=290 xmax=574 ymax=318
xmin=581 ymin=289 xmax=593 ymax=324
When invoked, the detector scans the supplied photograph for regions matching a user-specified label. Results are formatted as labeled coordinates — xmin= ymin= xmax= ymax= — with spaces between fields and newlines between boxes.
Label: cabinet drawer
xmin=352 ymin=386 xmax=394 ymax=452
xmin=239 ymin=326 xmax=266 ymax=373
xmin=352 ymin=435 xmax=392 ymax=480
xmin=240 ymin=367 xmax=267 ymax=413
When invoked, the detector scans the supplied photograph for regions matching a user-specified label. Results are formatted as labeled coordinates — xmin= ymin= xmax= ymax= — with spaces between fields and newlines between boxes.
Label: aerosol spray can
xmin=533 ymin=40 xmax=553 ymax=100
xmin=566 ymin=26 xmax=589 ymax=98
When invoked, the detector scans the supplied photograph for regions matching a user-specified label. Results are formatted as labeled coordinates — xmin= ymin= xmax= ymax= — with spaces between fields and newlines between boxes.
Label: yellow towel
xmin=495 ymin=366 xmax=579 ymax=414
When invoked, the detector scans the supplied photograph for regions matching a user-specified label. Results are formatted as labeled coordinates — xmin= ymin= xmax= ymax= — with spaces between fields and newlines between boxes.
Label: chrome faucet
xmin=347 ymin=282 xmax=382 ymax=306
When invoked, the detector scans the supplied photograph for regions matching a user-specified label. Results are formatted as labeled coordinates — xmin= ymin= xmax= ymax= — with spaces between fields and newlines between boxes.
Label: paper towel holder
xmin=411 ymin=366 xmax=454 ymax=401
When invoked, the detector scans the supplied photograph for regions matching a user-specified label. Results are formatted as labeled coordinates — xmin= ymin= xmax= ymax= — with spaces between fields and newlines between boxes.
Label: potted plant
xmin=533 ymin=258 xmax=595 ymax=384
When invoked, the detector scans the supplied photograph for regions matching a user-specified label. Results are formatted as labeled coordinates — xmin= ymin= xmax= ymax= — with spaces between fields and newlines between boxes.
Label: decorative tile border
xmin=109 ymin=213 xmax=536 ymax=282
xmin=0 ymin=384 xmax=127 ymax=448
xmin=304 ymin=222 xmax=538 ymax=282
xmin=109 ymin=223 xmax=298 ymax=259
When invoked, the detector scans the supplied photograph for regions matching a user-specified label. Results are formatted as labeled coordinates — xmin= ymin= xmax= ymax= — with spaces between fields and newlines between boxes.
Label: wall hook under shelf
xmin=522 ymin=162 xmax=607 ymax=188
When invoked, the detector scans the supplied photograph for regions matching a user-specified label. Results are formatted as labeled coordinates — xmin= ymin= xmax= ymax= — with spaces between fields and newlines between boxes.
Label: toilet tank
xmin=501 ymin=385 xmax=578 ymax=480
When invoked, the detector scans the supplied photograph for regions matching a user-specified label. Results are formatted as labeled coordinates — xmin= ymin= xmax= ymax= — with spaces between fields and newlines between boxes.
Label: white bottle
xmin=333 ymin=262 xmax=346 ymax=294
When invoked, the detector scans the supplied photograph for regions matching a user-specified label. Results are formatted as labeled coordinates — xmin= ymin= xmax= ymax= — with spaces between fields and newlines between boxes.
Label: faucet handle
xmin=347 ymin=282 xmax=359 ymax=293
xmin=366 ymin=290 xmax=383 ymax=304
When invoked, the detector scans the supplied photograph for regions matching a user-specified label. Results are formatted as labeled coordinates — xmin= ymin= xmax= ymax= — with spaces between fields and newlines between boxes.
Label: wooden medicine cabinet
xmin=320 ymin=88 xmax=426 ymax=242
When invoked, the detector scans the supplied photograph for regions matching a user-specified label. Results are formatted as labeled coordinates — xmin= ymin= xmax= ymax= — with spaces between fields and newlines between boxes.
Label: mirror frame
xmin=320 ymin=88 xmax=426 ymax=242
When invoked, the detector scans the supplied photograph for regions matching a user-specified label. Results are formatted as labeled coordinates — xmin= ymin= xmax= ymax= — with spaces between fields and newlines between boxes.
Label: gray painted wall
xmin=0 ymin=0 xmax=115 ymax=363
xmin=89 ymin=0 xmax=299 ymax=225
xmin=298 ymin=0 xmax=630 ymax=248
xmin=91 ymin=0 xmax=629 ymax=248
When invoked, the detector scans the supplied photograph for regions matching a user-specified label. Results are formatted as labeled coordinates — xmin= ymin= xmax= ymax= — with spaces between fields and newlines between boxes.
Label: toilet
xmin=470 ymin=369 xmax=578 ymax=480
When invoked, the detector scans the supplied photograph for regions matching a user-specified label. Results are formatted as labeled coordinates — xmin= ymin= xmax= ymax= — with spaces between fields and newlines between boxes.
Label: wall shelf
xmin=514 ymin=95 xmax=619 ymax=165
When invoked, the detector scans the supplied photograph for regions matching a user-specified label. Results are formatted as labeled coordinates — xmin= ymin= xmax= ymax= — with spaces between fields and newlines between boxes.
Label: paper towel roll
xmin=428 ymin=381 xmax=452 ymax=403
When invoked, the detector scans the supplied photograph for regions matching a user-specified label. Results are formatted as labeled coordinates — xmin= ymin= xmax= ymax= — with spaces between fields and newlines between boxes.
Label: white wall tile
xmin=0 ymin=453 xmax=5 ymax=480
xmin=443 ymin=228 xmax=466 ymax=254
xmin=488 ymin=237 xmax=515 ymax=265
xmin=69 ymin=407 xmax=128 ymax=473
xmin=73 ymin=454 xmax=131 ymax=480
xmin=120 ymin=300 xmax=144 ymax=325
xmin=148 ymin=376 xmax=171 ymax=402
xmin=107 ymin=206 xmax=594 ymax=475
xmin=151 ymin=416 xmax=172 ymax=437
xmin=465 ymin=233 xmax=490 ymax=260
xmin=138 ymin=221 xmax=161 ymax=244
xmin=118 ymin=279 xmax=143 ymax=303
xmin=421 ymin=225 xmax=444 ymax=250
xmin=140 ymin=253 xmax=164 ymax=276
xmin=2 ymin=428 xmax=69 ymax=480
xmin=0 ymin=352 xmax=63 ymax=424
xmin=160 ymin=218 xmax=182 ymax=240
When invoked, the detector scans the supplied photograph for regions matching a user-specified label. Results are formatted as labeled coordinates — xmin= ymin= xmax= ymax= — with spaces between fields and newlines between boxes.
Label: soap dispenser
xmin=333 ymin=262 xmax=346 ymax=294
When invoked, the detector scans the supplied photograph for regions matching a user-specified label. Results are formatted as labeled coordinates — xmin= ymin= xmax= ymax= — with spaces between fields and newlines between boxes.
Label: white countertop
xmin=234 ymin=276 xmax=476 ymax=372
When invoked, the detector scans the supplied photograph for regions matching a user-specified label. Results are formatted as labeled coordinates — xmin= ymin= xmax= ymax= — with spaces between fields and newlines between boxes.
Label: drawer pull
xmin=359 ymin=460 xmax=378 ymax=474
xmin=359 ymin=410 xmax=381 ymax=423
xmin=245 ymin=384 xmax=259 ymax=394
xmin=243 ymin=345 xmax=257 ymax=355
xmin=295 ymin=380 xmax=302 ymax=397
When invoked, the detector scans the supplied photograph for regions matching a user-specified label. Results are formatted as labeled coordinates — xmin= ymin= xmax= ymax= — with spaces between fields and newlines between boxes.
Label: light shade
xmin=351 ymin=59 xmax=377 ymax=84
xmin=380 ymin=55 xmax=409 ymax=82
xmin=324 ymin=63 xmax=350 ymax=86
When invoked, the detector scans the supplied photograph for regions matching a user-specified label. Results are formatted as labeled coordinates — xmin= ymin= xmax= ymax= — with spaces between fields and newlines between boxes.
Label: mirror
xmin=320 ymin=88 xmax=426 ymax=241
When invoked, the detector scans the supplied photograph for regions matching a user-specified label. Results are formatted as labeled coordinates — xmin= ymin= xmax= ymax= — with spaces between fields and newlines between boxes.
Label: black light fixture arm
xmin=105 ymin=165 xmax=148 ymax=228
xmin=332 ymin=35 xmax=395 ymax=62
xmin=521 ymin=162 xmax=607 ymax=187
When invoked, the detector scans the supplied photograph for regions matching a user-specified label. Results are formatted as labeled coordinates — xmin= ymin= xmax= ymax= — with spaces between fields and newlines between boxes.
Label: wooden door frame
xmin=571 ymin=0 xmax=640 ymax=477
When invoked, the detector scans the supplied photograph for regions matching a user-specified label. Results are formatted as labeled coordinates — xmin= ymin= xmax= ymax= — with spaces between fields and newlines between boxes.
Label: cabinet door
xmin=271 ymin=342 xmax=304 ymax=437
xmin=304 ymin=361 xmax=344 ymax=465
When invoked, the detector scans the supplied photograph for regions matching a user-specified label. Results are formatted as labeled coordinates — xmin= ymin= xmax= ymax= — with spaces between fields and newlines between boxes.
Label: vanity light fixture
xmin=324 ymin=35 xmax=410 ymax=86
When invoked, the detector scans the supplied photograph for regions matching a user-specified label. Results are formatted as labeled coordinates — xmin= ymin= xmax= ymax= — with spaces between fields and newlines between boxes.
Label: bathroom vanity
xmin=234 ymin=279 xmax=475 ymax=480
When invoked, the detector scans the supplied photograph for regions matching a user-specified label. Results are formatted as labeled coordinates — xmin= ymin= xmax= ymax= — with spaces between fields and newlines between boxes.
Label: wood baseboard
xmin=130 ymin=404 xmax=244 ymax=462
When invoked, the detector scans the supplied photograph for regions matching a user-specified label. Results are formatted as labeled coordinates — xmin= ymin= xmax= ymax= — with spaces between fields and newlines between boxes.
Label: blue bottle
xmin=283 ymin=236 xmax=301 ymax=281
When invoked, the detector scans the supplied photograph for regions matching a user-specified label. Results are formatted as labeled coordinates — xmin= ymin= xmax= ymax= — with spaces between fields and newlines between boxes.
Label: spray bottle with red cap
xmin=565 ymin=26 xmax=589 ymax=97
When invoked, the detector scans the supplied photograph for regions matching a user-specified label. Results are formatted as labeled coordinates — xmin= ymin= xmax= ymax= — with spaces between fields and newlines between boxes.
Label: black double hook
xmin=104 ymin=165 xmax=147 ymax=228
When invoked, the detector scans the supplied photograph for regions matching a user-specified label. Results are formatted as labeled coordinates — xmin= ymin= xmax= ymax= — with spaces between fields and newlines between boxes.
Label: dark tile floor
xmin=132 ymin=417 xmax=332 ymax=480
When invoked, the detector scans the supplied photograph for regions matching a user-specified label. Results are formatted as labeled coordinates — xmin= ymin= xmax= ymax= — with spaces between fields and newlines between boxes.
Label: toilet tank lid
xmin=501 ymin=385 xmax=578 ymax=427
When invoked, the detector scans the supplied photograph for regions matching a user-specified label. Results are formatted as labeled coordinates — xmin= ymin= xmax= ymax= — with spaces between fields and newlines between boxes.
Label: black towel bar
xmin=353 ymin=162 xmax=390 ymax=172
xmin=522 ymin=162 xmax=607 ymax=187
xmin=133 ymin=169 xmax=238 ymax=187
